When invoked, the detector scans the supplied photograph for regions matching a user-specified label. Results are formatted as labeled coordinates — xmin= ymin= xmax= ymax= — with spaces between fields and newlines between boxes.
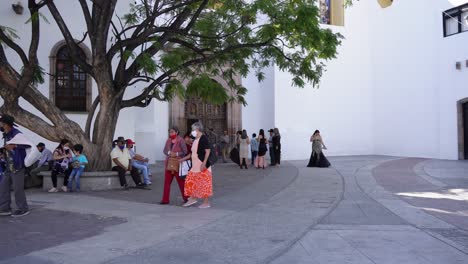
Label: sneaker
xmin=147 ymin=181 xmax=152 ymax=185
xmin=48 ymin=187 xmax=58 ymax=193
xmin=183 ymin=199 xmax=198 ymax=207
xmin=198 ymin=204 xmax=211 ymax=209
xmin=11 ymin=209 xmax=30 ymax=217
xmin=0 ymin=210 xmax=12 ymax=216
xmin=122 ymin=184 xmax=129 ymax=190
xmin=61 ymin=186 xmax=68 ymax=192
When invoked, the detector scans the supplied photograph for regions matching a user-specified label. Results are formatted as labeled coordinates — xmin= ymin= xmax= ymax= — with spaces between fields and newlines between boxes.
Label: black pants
xmin=269 ymin=146 xmax=275 ymax=165
xmin=273 ymin=145 xmax=281 ymax=165
xmin=112 ymin=166 xmax=142 ymax=186
xmin=251 ymin=151 xmax=258 ymax=165
xmin=51 ymin=164 xmax=71 ymax=188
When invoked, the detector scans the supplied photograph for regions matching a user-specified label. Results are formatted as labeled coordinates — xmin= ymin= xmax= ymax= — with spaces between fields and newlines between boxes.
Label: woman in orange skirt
xmin=183 ymin=121 xmax=213 ymax=209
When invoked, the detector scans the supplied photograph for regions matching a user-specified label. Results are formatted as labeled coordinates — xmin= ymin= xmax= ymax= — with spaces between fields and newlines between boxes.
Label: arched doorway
xmin=185 ymin=97 xmax=227 ymax=136
xmin=458 ymin=98 xmax=468 ymax=160
xmin=169 ymin=74 xmax=242 ymax=138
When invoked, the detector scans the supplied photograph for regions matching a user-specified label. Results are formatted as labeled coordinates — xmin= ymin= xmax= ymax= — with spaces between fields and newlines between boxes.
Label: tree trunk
xmin=86 ymin=71 xmax=122 ymax=171
xmin=0 ymin=63 xmax=122 ymax=171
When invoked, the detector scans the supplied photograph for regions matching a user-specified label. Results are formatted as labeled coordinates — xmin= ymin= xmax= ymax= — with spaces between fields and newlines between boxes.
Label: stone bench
xmin=39 ymin=171 xmax=135 ymax=191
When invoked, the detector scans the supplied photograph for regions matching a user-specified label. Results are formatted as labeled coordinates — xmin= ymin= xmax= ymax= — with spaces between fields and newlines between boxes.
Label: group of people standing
xmin=236 ymin=128 xmax=282 ymax=169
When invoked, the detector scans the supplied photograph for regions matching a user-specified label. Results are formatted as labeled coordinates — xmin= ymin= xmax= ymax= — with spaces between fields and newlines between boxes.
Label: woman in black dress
xmin=307 ymin=130 xmax=331 ymax=168
xmin=272 ymin=128 xmax=281 ymax=166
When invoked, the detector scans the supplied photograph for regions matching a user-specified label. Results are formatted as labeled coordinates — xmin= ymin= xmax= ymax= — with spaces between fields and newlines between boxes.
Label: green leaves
xmin=25 ymin=12 xmax=50 ymax=24
xmin=20 ymin=64 xmax=45 ymax=85
xmin=186 ymin=74 xmax=229 ymax=105
xmin=136 ymin=53 xmax=158 ymax=75
xmin=121 ymin=0 xmax=345 ymax=106
xmin=0 ymin=26 xmax=19 ymax=44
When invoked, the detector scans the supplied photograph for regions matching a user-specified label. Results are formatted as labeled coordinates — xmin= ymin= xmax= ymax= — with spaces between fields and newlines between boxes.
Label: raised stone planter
xmin=39 ymin=171 xmax=135 ymax=191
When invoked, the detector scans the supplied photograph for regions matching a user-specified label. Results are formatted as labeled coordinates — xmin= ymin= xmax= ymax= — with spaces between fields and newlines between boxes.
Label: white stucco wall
xmin=369 ymin=0 xmax=468 ymax=160
xmin=242 ymin=65 xmax=276 ymax=137
xmin=271 ymin=2 xmax=374 ymax=160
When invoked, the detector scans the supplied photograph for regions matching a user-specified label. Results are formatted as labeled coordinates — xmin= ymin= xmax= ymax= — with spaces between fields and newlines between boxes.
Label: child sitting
xmin=67 ymin=144 xmax=88 ymax=192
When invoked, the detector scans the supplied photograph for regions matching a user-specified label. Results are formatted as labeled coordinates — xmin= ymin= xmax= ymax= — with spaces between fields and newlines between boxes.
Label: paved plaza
xmin=1 ymin=156 xmax=467 ymax=264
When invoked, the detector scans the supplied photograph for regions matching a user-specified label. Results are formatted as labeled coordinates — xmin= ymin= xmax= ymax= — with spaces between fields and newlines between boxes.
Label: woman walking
xmin=272 ymin=128 xmax=281 ymax=166
xmin=183 ymin=122 xmax=213 ymax=209
xmin=255 ymin=129 xmax=268 ymax=169
xmin=238 ymin=130 xmax=250 ymax=169
xmin=307 ymin=130 xmax=331 ymax=168
xmin=160 ymin=126 xmax=188 ymax=205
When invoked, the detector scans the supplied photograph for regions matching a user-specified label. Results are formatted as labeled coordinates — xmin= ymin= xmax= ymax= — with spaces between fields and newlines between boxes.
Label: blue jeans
xmin=132 ymin=162 xmax=150 ymax=184
xmin=68 ymin=167 xmax=84 ymax=191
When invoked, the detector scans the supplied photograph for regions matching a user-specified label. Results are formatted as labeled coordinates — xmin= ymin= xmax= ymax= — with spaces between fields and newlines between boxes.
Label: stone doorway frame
xmin=457 ymin=97 xmax=468 ymax=160
xmin=169 ymin=74 xmax=242 ymax=137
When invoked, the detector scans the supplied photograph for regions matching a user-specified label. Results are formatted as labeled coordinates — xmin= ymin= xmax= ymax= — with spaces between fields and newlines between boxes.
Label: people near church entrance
xmin=178 ymin=133 xmax=193 ymax=183
xmin=67 ymin=144 xmax=88 ymax=192
xmin=0 ymin=115 xmax=34 ymax=217
xmin=307 ymin=130 xmax=331 ymax=168
xmin=235 ymin=130 xmax=242 ymax=150
xmin=29 ymin=142 xmax=53 ymax=178
xmin=111 ymin=137 xmax=146 ymax=190
xmin=229 ymin=131 xmax=242 ymax=165
xmin=255 ymin=129 xmax=268 ymax=169
xmin=268 ymin=129 xmax=275 ymax=166
xmin=207 ymin=128 xmax=218 ymax=158
xmin=183 ymin=122 xmax=213 ymax=209
xmin=160 ymin=126 xmax=188 ymax=205
xmin=220 ymin=130 xmax=230 ymax=163
xmin=250 ymin=133 xmax=258 ymax=166
xmin=272 ymin=128 xmax=281 ymax=166
xmin=48 ymin=139 xmax=73 ymax=193
xmin=126 ymin=139 xmax=152 ymax=185
xmin=238 ymin=130 xmax=250 ymax=169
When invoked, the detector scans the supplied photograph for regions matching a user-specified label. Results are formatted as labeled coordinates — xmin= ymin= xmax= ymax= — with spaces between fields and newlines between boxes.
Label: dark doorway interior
xmin=184 ymin=97 xmax=227 ymax=136
xmin=186 ymin=119 xmax=198 ymax=135
xmin=464 ymin=102 xmax=468 ymax=159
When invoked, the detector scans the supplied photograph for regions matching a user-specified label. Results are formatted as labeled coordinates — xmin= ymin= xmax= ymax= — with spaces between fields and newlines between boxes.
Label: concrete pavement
xmin=273 ymin=156 xmax=468 ymax=264
xmin=1 ymin=156 xmax=467 ymax=264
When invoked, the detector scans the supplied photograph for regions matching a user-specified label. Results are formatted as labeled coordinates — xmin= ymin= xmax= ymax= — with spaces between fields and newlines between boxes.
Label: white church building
xmin=1 ymin=0 xmax=468 ymax=163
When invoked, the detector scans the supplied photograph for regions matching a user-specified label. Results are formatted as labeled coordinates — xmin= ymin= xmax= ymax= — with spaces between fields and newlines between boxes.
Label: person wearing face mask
xmin=160 ymin=126 xmax=188 ymax=205
xmin=0 ymin=115 xmax=32 ymax=217
xmin=183 ymin=122 xmax=213 ymax=208
xmin=111 ymin=137 xmax=146 ymax=190
xmin=29 ymin=143 xmax=53 ymax=179
xmin=48 ymin=139 xmax=73 ymax=193
xmin=126 ymin=139 xmax=152 ymax=185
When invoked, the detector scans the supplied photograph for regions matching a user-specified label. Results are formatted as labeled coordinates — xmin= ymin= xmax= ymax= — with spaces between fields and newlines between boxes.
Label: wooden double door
xmin=185 ymin=97 xmax=227 ymax=136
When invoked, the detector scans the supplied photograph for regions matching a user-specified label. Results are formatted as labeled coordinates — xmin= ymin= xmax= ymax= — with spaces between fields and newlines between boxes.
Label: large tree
xmin=0 ymin=0 xmax=344 ymax=170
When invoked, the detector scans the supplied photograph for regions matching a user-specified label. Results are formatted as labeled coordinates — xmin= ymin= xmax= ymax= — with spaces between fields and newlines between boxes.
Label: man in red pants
xmin=160 ymin=126 xmax=188 ymax=205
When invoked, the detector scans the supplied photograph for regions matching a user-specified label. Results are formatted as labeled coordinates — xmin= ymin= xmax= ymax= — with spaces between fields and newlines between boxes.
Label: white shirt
xmin=110 ymin=147 xmax=131 ymax=168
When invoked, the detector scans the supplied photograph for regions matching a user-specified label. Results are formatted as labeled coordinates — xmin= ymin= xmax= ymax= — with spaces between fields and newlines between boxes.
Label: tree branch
xmin=85 ymin=95 xmax=100 ymax=139
xmin=0 ymin=103 xmax=63 ymax=141
xmin=78 ymin=0 xmax=94 ymax=42
xmin=46 ymin=1 xmax=93 ymax=73
xmin=0 ymin=29 xmax=29 ymax=66
xmin=120 ymin=40 xmax=270 ymax=109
